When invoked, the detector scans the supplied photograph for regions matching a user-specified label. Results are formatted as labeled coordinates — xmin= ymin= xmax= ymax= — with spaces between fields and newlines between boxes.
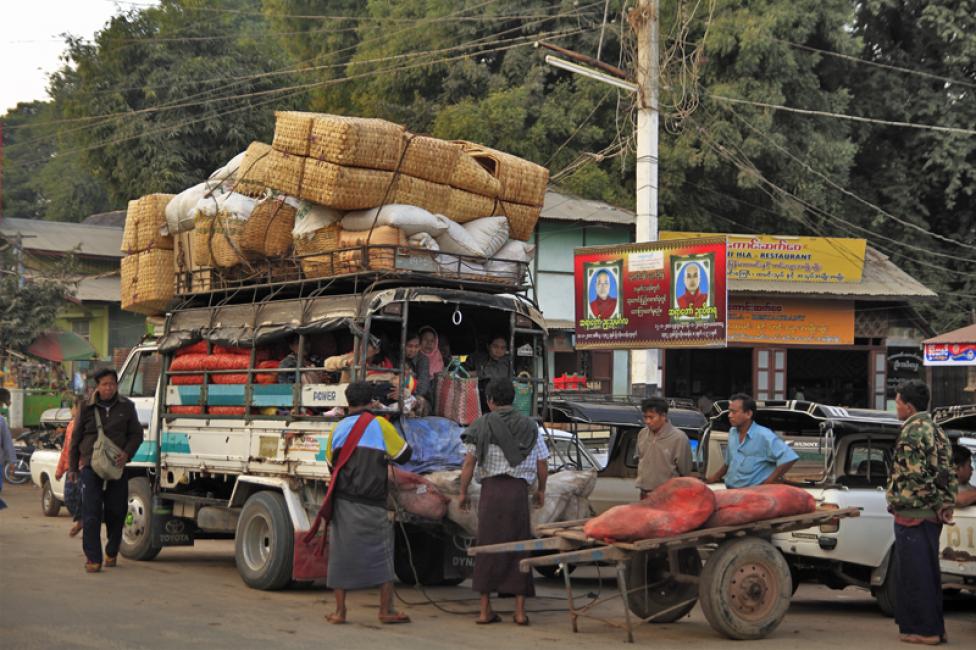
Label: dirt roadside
xmin=1 ymin=482 xmax=973 ymax=650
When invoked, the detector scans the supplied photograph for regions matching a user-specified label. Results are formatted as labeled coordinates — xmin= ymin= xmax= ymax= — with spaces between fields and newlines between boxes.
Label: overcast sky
xmin=1 ymin=1 xmax=159 ymax=113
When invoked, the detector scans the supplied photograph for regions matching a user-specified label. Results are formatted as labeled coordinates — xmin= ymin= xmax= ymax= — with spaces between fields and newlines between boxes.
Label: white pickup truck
xmin=700 ymin=401 xmax=976 ymax=615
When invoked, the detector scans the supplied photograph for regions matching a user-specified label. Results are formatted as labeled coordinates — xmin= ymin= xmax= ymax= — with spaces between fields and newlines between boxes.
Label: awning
xmin=26 ymin=330 xmax=97 ymax=362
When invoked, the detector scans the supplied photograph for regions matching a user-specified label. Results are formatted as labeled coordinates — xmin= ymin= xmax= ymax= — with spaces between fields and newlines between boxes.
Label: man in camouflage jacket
xmin=886 ymin=380 xmax=957 ymax=646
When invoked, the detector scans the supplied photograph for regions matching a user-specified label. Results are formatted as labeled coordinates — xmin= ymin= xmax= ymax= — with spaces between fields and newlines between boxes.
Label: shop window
xmin=71 ymin=320 xmax=91 ymax=343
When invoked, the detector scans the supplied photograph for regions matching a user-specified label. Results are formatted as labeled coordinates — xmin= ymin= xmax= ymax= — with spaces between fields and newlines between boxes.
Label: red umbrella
xmin=26 ymin=330 xmax=97 ymax=362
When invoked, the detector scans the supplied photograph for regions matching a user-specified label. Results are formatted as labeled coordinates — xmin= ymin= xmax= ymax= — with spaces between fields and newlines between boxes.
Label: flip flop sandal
xmin=513 ymin=615 xmax=530 ymax=626
xmin=476 ymin=613 xmax=501 ymax=625
xmin=379 ymin=612 xmax=411 ymax=625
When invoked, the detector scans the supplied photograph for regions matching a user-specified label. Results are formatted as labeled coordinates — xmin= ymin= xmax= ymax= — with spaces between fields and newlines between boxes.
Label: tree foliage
xmin=0 ymin=249 xmax=78 ymax=357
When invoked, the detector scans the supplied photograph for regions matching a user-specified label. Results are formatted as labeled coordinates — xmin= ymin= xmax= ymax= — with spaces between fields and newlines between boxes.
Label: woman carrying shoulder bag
xmin=67 ymin=368 xmax=144 ymax=573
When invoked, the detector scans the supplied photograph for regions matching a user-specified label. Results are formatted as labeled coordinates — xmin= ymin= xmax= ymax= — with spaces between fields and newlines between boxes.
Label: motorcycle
xmin=4 ymin=430 xmax=59 ymax=485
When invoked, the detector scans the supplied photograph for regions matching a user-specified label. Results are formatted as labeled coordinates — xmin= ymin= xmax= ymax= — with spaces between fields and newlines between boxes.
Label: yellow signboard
xmin=729 ymin=299 xmax=855 ymax=346
xmin=660 ymin=232 xmax=866 ymax=283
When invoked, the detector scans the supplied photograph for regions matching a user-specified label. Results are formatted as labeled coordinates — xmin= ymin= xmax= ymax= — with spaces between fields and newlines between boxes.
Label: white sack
xmin=426 ymin=469 xmax=596 ymax=537
xmin=292 ymin=201 xmax=343 ymax=238
xmin=463 ymin=216 xmax=509 ymax=258
xmin=485 ymin=240 xmax=536 ymax=275
xmin=208 ymin=150 xmax=246 ymax=192
xmin=193 ymin=191 xmax=257 ymax=221
xmin=408 ymin=232 xmax=440 ymax=251
xmin=342 ymin=204 xmax=450 ymax=237
xmin=166 ymin=182 xmax=211 ymax=235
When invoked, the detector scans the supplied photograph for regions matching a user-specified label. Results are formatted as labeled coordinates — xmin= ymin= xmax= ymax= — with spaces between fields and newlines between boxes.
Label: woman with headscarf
xmin=418 ymin=326 xmax=445 ymax=379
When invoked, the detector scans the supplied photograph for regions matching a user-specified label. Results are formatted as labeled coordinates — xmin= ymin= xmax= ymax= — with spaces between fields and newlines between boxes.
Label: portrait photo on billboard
xmin=670 ymin=253 xmax=715 ymax=321
xmin=584 ymin=260 xmax=623 ymax=320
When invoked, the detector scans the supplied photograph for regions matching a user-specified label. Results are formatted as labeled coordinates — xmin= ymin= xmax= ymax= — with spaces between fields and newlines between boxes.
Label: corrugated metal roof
xmin=541 ymin=188 xmax=634 ymax=225
xmin=925 ymin=323 xmax=976 ymax=345
xmin=0 ymin=217 xmax=123 ymax=258
xmin=731 ymin=247 xmax=937 ymax=302
xmin=75 ymin=276 xmax=121 ymax=302
xmin=82 ymin=210 xmax=126 ymax=228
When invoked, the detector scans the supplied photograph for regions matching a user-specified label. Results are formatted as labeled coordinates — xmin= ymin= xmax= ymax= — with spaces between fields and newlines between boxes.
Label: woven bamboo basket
xmin=335 ymin=226 xmax=406 ymax=273
xmin=399 ymin=135 xmax=462 ymax=185
xmin=494 ymin=200 xmax=543 ymax=242
xmin=121 ymin=249 xmax=174 ymax=315
xmin=274 ymin=112 xmax=407 ymax=170
xmin=388 ymin=174 xmax=450 ymax=215
xmin=191 ymin=212 xmax=248 ymax=268
xmin=454 ymin=141 xmax=548 ymax=206
xmin=449 ymin=152 xmax=501 ymax=196
xmin=294 ymin=223 xmax=341 ymax=279
xmin=173 ymin=230 xmax=211 ymax=294
xmin=240 ymin=197 xmax=296 ymax=258
xmin=237 ymin=143 xmax=306 ymax=198
xmin=445 ymin=188 xmax=495 ymax=224
xmin=301 ymin=159 xmax=393 ymax=210
xmin=122 ymin=194 xmax=175 ymax=253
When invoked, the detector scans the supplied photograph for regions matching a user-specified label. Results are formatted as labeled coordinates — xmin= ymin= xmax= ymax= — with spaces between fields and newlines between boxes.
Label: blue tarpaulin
xmin=396 ymin=416 xmax=466 ymax=474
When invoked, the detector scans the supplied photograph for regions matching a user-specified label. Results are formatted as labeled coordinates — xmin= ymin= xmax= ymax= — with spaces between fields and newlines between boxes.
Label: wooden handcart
xmin=468 ymin=507 xmax=859 ymax=641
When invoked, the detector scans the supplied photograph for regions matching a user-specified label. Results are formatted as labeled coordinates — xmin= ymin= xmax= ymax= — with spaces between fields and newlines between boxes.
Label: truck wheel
xmin=626 ymin=548 xmax=701 ymax=623
xmin=235 ymin=491 xmax=293 ymax=591
xmin=41 ymin=478 xmax=62 ymax=517
xmin=872 ymin=556 xmax=897 ymax=617
xmin=699 ymin=537 xmax=792 ymax=640
xmin=121 ymin=476 xmax=161 ymax=561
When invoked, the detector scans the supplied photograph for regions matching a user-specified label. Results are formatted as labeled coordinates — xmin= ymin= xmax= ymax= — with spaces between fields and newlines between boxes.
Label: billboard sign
xmin=574 ymin=237 xmax=727 ymax=350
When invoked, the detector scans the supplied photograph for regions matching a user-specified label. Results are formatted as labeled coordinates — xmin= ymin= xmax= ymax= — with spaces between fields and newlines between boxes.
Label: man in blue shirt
xmin=706 ymin=393 xmax=798 ymax=488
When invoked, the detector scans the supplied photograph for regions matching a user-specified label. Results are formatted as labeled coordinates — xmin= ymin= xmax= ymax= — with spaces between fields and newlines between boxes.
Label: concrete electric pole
xmin=630 ymin=0 xmax=663 ymax=396
xmin=541 ymin=0 xmax=663 ymax=395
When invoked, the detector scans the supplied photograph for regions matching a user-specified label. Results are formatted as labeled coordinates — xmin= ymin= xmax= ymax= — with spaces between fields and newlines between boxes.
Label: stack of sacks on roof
xmin=121 ymin=194 xmax=176 ymax=315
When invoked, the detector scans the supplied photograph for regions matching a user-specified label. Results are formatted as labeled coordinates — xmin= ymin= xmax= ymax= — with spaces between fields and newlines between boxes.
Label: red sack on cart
xmin=704 ymin=485 xmax=815 ymax=528
xmin=583 ymin=477 xmax=716 ymax=542
xmin=434 ymin=360 xmax=481 ymax=425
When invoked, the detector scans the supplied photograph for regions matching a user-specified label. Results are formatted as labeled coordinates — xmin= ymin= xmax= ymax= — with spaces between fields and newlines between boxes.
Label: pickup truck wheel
xmin=626 ymin=548 xmax=701 ymax=623
xmin=41 ymin=478 xmax=62 ymax=517
xmin=699 ymin=537 xmax=792 ymax=640
xmin=872 ymin=556 xmax=897 ymax=617
xmin=121 ymin=476 xmax=161 ymax=561
xmin=235 ymin=491 xmax=293 ymax=591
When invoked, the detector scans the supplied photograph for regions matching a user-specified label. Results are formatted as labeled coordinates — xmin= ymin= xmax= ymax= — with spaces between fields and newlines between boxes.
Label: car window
xmin=622 ymin=428 xmax=641 ymax=469
xmin=545 ymin=436 xmax=597 ymax=471
xmin=118 ymin=350 xmax=162 ymax=398
xmin=844 ymin=443 xmax=890 ymax=486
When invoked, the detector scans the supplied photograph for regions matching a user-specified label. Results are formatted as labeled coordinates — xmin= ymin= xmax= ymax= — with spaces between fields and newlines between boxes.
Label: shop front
xmin=659 ymin=234 xmax=935 ymax=410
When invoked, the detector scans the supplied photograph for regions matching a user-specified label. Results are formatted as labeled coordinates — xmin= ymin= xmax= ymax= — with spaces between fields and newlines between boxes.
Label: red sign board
xmin=574 ymin=237 xmax=728 ymax=349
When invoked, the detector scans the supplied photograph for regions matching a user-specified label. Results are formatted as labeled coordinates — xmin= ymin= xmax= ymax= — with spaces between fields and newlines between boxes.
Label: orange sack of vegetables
xmin=583 ymin=477 xmax=716 ymax=542
xmin=704 ymin=484 xmax=815 ymax=528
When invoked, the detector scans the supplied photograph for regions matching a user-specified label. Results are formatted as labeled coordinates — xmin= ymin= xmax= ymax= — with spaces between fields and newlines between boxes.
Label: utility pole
xmin=630 ymin=0 xmax=662 ymax=396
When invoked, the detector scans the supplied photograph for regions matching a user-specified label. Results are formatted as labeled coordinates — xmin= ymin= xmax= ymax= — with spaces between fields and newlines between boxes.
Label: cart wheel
xmin=699 ymin=537 xmax=792 ymax=640
xmin=626 ymin=548 xmax=701 ymax=623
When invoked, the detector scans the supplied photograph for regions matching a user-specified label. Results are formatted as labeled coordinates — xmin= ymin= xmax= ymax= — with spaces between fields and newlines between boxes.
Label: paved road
xmin=2 ymin=481 xmax=973 ymax=649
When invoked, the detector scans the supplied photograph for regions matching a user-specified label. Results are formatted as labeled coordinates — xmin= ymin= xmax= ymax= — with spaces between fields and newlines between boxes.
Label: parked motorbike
xmin=4 ymin=430 xmax=59 ymax=485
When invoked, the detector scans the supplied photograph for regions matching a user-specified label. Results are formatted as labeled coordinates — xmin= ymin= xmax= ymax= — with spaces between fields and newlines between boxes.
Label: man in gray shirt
xmin=634 ymin=397 xmax=693 ymax=498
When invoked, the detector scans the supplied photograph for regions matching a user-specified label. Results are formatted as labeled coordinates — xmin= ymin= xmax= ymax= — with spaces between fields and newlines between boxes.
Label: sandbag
xmin=292 ymin=201 xmax=343 ymax=238
xmin=463 ymin=216 xmax=509 ymax=257
xmin=390 ymin=468 xmax=450 ymax=521
xmin=485 ymin=240 xmax=535 ymax=275
xmin=583 ymin=477 xmax=716 ymax=542
xmin=342 ymin=204 xmax=450 ymax=237
xmin=435 ymin=219 xmax=484 ymax=257
xmin=704 ymin=485 xmax=816 ymax=529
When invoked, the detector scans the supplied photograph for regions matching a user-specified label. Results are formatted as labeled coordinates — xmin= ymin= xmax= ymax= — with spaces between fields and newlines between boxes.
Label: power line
xmin=707 ymin=94 xmax=976 ymax=137
xmin=724 ymin=108 xmax=976 ymax=254
xmin=776 ymin=39 xmax=976 ymax=91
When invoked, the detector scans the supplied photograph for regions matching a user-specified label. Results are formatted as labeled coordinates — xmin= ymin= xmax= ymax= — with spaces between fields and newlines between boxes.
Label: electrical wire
xmin=707 ymin=94 xmax=976 ymax=137
xmin=774 ymin=39 xmax=976 ymax=91
xmin=723 ymin=107 xmax=976 ymax=255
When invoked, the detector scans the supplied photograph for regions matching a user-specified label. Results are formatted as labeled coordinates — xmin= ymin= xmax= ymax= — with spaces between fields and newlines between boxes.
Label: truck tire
xmin=699 ymin=537 xmax=792 ymax=640
xmin=872 ymin=556 xmax=897 ymax=617
xmin=121 ymin=476 xmax=162 ymax=561
xmin=235 ymin=491 xmax=293 ymax=591
xmin=626 ymin=548 xmax=701 ymax=623
xmin=41 ymin=477 xmax=62 ymax=517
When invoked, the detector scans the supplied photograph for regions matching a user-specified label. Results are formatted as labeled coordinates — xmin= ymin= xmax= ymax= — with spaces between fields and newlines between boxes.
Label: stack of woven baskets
xmin=121 ymin=194 xmax=176 ymax=315
xmin=235 ymin=111 xmax=549 ymax=243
